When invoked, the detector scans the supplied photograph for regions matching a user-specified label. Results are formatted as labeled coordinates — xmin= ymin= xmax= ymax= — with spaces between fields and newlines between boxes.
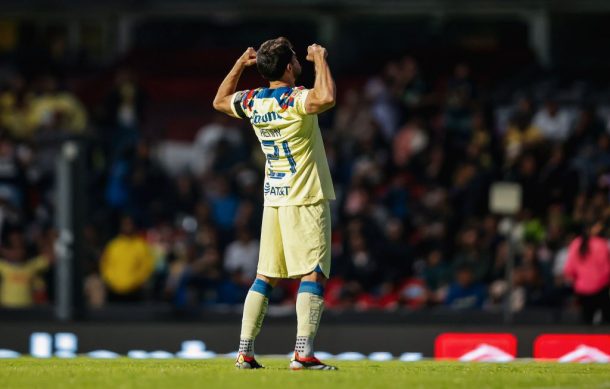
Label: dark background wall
xmin=1 ymin=320 xmax=608 ymax=357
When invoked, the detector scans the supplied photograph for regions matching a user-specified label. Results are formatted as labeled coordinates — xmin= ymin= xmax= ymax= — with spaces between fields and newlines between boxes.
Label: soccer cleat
xmin=235 ymin=352 xmax=264 ymax=369
xmin=290 ymin=352 xmax=338 ymax=371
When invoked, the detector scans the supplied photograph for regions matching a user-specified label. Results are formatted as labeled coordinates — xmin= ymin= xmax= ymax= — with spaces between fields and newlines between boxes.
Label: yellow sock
xmin=295 ymin=281 xmax=325 ymax=357
xmin=239 ymin=279 xmax=272 ymax=356
xmin=296 ymin=292 xmax=324 ymax=337
xmin=240 ymin=289 xmax=269 ymax=340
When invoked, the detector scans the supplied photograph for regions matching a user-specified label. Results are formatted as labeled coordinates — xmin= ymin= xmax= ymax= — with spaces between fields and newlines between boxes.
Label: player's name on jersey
xmin=264 ymin=183 xmax=291 ymax=196
xmin=259 ymin=128 xmax=282 ymax=138
xmin=251 ymin=110 xmax=284 ymax=125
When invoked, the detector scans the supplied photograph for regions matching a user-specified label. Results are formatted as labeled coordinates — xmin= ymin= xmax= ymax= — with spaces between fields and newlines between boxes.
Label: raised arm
xmin=212 ymin=47 xmax=257 ymax=116
xmin=304 ymin=44 xmax=336 ymax=114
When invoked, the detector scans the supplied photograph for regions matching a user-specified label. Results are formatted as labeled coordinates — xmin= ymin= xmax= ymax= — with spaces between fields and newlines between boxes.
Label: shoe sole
xmin=289 ymin=362 xmax=337 ymax=371
xmin=235 ymin=362 xmax=264 ymax=369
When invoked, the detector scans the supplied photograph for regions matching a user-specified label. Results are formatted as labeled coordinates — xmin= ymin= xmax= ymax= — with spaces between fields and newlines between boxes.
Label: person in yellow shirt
xmin=100 ymin=216 xmax=154 ymax=301
xmin=0 ymin=75 xmax=32 ymax=140
xmin=25 ymin=76 xmax=87 ymax=135
xmin=0 ymin=236 xmax=50 ymax=308
xmin=213 ymin=37 xmax=337 ymax=370
xmin=504 ymin=115 xmax=543 ymax=163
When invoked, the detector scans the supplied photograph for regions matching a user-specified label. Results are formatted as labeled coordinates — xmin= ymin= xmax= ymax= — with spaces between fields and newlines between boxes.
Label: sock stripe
xmin=250 ymin=278 xmax=273 ymax=298
xmin=298 ymin=281 xmax=324 ymax=296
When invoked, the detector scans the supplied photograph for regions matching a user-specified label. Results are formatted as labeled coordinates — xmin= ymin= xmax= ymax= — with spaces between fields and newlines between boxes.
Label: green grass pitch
xmin=1 ymin=358 xmax=609 ymax=389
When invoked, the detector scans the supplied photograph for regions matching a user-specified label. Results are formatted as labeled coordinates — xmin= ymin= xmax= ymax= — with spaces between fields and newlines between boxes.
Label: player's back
xmin=232 ymin=86 xmax=335 ymax=206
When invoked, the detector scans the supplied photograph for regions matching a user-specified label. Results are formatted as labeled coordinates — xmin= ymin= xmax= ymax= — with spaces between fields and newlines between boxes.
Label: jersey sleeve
xmin=230 ymin=89 xmax=254 ymax=119
xmin=290 ymin=87 xmax=310 ymax=117
xmin=27 ymin=256 xmax=50 ymax=273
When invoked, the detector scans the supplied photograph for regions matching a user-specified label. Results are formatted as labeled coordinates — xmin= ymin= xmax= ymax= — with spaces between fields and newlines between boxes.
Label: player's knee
xmin=298 ymin=280 xmax=325 ymax=297
xmin=255 ymin=274 xmax=279 ymax=287
xmin=300 ymin=266 xmax=327 ymax=285
xmin=250 ymin=278 xmax=274 ymax=298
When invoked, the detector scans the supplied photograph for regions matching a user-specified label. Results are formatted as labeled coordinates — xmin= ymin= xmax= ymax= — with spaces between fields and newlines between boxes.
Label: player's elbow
xmin=212 ymin=99 xmax=223 ymax=112
xmin=319 ymin=94 xmax=335 ymax=108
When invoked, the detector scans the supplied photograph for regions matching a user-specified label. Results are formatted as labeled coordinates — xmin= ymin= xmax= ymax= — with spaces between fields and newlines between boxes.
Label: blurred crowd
xmin=0 ymin=51 xmax=609 ymax=320
xmin=322 ymin=57 xmax=610 ymax=316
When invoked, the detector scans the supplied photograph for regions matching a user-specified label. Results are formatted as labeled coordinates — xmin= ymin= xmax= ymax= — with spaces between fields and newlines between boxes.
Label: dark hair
xmin=256 ymin=37 xmax=295 ymax=81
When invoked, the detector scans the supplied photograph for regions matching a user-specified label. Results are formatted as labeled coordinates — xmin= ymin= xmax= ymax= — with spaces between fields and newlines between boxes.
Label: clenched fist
xmin=238 ymin=47 xmax=257 ymax=67
xmin=306 ymin=44 xmax=328 ymax=62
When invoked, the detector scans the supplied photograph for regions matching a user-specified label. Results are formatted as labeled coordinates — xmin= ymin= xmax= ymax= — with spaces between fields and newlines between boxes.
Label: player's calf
xmin=235 ymin=278 xmax=274 ymax=369
xmin=290 ymin=277 xmax=337 ymax=370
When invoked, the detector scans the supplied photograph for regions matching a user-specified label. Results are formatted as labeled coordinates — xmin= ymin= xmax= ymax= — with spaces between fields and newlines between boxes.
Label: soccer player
xmin=213 ymin=37 xmax=337 ymax=370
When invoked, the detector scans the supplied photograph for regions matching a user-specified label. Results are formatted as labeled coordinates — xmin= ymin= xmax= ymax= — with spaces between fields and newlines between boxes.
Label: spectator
xmin=552 ymin=233 xmax=575 ymax=287
xmin=364 ymin=64 xmax=401 ymax=141
xmin=421 ymin=248 xmax=450 ymax=304
xmin=209 ymin=176 xmax=240 ymax=233
xmin=397 ymin=56 xmax=427 ymax=113
xmin=342 ymin=232 xmax=382 ymax=292
xmin=392 ymin=118 xmax=428 ymax=168
xmin=515 ymin=263 xmax=554 ymax=308
xmin=504 ymin=115 xmax=542 ymax=164
xmin=514 ymin=154 xmax=543 ymax=213
xmin=100 ymin=215 xmax=154 ymax=301
xmin=381 ymin=218 xmax=412 ymax=281
xmin=26 ymin=75 xmax=87 ymax=135
xmin=193 ymin=114 xmax=243 ymax=176
xmin=102 ymin=69 xmax=147 ymax=159
xmin=445 ymin=62 xmax=476 ymax=145
xmin=563 ymin=222 xmax=610 ymax=324
xmin=539 ymin=146 xmax=577 ymax=205
xmin=129 ymin=140 xmax=170 ymax=222
xmin=0 ymin=133 xmax=28 ymax=208
xmin=0 ymin=74 xmax=30 ymax=140
xmin=452 ymin=226 xmax=490 ymax=283
xmin=84 ymin=265 xmax=106 ymax=309
xmin=170 ymin=174 xmax=200 ymax=217
xmin=565 ymin=105 xmax=604 ymax=158
xmin=333 ymin=88 xmax=374 ymax=147
xmin=83 ymin=224 xmax=106 ymax=308
xmin=103 ymin=70 xmax=147 ymax=130
xmin=444 ymin=266 xmax=487 ymax=309
xmin=0 ymin=229 xmax=50 ymax=308
xmin=182 ymin=247 xmax=223 ymax=305
xmin=224 ymin=227 xmax=259 ymax=281
xmin=532 ymin=99 xmax=572 ymax=142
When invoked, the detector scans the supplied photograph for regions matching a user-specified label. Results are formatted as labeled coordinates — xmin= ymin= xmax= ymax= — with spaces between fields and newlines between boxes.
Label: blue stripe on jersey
xmin=282 ymin=140 xmax=297 ymax=174
xmin=256 ymin=86 xmax=290 ymax=98
xmin=268 ymin=171 xmax=286 ymax=179
xmin=253 ymin=86 xmax=296 ymax=107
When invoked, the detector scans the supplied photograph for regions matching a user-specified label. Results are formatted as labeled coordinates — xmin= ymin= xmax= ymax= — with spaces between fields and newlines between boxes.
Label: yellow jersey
xmin=230 ymin=86 xmax=335 ymax=206
xmin=100 ymin=235 xmax=154 ymax=294
xmin=0 ymin=256 xmax=48 ymax=308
